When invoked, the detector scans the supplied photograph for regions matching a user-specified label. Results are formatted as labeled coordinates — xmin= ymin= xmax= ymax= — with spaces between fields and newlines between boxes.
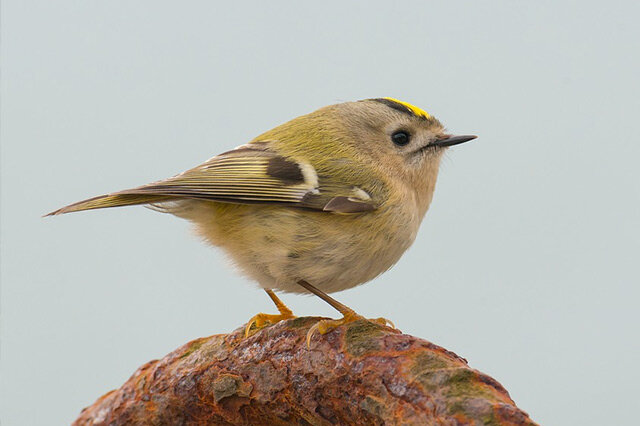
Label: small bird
xmin=47 ymin=98 xmax=476 ymax=343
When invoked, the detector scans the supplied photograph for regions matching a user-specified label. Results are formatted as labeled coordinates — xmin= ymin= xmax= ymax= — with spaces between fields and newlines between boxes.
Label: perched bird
xmin=47 ymin=97 xmax=476 ymax=343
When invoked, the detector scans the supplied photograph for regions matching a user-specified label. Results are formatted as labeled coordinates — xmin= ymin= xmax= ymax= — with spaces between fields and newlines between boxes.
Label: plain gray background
xmin=2 ymin=1 xmax=639 ymax=424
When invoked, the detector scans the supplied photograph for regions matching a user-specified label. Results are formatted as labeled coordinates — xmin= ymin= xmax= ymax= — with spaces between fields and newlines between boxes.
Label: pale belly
xmin=182 ymin=201 xmax=421 ymax=294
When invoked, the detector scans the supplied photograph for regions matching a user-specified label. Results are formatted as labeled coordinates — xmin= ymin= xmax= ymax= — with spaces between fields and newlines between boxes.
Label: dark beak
xmin=430 ymin=134 xmax=477 ymax=148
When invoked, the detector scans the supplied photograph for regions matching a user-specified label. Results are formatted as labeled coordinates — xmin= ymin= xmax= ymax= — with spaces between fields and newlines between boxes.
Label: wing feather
xmin=46 ymin=143 xmax=377 ymax=216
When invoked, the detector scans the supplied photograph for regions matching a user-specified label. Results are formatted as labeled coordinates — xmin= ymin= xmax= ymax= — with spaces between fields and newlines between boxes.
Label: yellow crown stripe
xmin=383 ymin=97 xmax=431 ymax=119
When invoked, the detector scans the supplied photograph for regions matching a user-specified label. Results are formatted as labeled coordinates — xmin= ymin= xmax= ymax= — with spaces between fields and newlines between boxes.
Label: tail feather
xmin=45 ymin=193 xmax=174 ymax=216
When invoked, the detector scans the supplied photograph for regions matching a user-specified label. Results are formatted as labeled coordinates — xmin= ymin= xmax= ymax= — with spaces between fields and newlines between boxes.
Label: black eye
xmin=391 ymin=131 xmax=410 ymax=146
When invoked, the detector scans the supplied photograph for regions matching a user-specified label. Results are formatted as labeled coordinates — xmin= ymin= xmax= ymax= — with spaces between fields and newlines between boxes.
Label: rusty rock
xmin=73 ymin=318 xmax=537 ymax=425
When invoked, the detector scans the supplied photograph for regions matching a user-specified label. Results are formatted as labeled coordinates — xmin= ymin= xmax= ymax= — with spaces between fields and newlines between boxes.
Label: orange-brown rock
xmin=74 ymin=318 xmax=537 ymax=425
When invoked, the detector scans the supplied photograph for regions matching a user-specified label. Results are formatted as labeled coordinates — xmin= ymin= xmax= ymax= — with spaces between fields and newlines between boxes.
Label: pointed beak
xmin=430 ymin=134 xmax=477 ymax=148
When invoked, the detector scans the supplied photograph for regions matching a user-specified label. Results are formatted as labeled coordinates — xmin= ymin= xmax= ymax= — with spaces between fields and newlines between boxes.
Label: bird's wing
xmin=46 ymin=142 xmax=377 ymax=216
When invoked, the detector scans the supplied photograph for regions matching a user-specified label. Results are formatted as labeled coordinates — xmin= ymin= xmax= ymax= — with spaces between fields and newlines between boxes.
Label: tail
xmin=45 ymin=192 xmax=174 ymax=216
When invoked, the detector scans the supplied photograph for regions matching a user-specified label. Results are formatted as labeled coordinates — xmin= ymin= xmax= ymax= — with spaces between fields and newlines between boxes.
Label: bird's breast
xmin=187 ymin=201 xmax=422 ymax=294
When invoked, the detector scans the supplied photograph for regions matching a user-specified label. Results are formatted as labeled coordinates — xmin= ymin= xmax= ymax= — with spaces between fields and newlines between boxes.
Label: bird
xmin=47 ymin=97 xmax=476 ymax=344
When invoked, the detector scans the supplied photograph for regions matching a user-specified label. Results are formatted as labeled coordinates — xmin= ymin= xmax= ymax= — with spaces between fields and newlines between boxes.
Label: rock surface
xmin=74 ymin=318 xmax=537 ymax=425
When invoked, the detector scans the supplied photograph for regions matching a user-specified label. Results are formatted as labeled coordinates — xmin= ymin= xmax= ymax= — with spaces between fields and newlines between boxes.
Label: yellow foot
xmin=306 ymin=311 xmax=395 ymax=348
xmin=245 ymin=312 xmax=296 ymax=337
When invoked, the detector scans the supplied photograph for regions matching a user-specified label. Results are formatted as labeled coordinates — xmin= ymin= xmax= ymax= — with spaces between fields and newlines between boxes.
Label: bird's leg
xmin=245 ymin=289 xmax=296 ymax=337
xmin=296 ymin=280 xmax=395 ymax=347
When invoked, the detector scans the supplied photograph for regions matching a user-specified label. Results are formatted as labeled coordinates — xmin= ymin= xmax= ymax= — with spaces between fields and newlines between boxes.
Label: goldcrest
xmin=48 ymin=98 xmax=476 ymax=341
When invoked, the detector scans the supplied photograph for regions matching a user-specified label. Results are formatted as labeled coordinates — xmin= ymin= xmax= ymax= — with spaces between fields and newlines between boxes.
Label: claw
xmin=245 ymin=289 xmax=296 ymax=337
xmin=245 ymin=312 xmax=296 ymax=337
xmin=374 ymin=317 xmax=395 ymax=329
xmin=305 ymin=313 xmax=396 ymax=348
